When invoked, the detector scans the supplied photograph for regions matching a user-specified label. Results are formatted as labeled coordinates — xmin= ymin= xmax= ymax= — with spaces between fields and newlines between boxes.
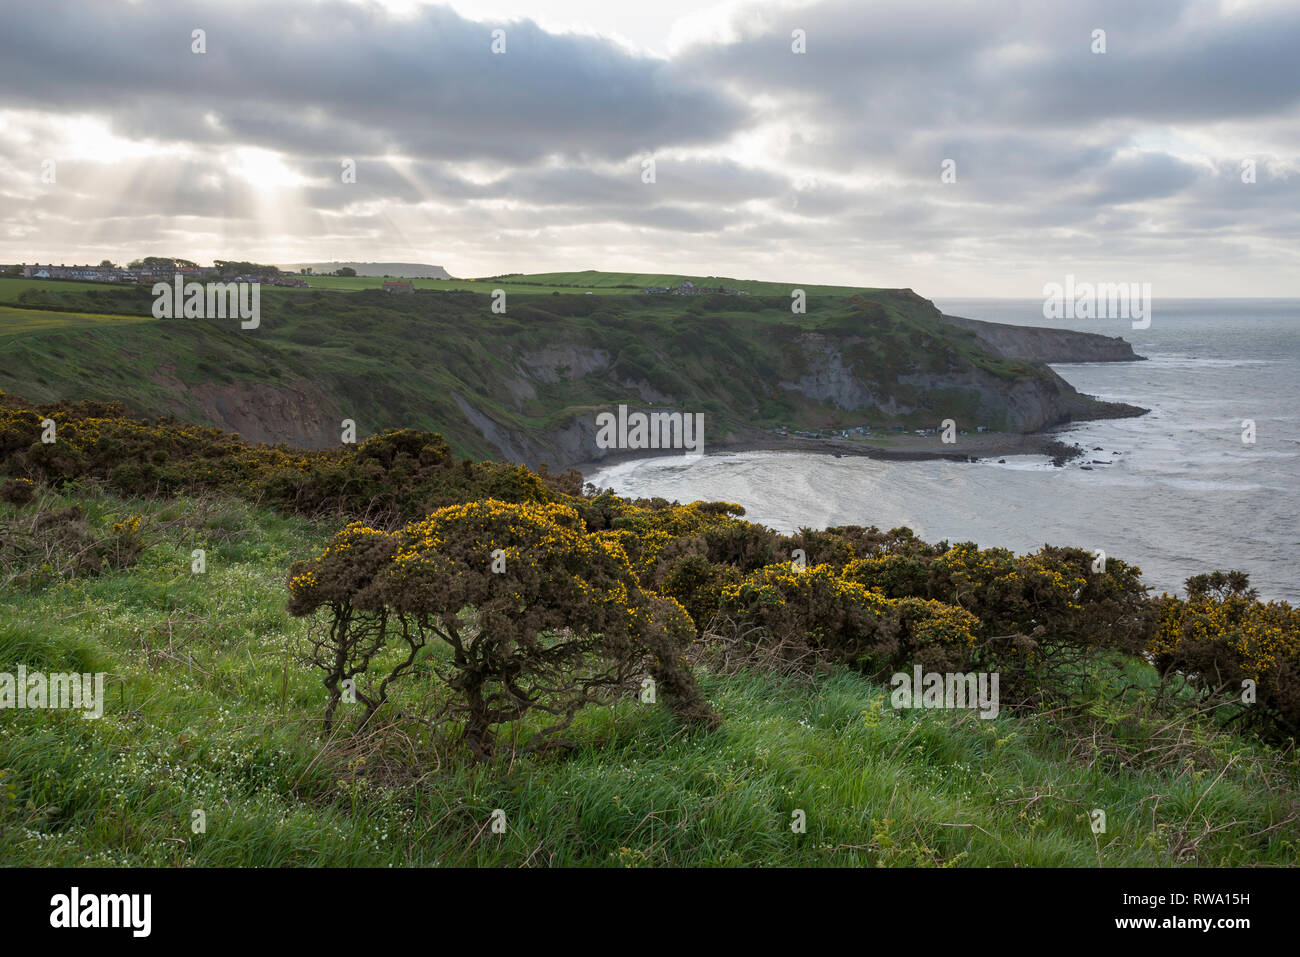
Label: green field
xmin=0 ymin=277 xmax=124 ymax=298
xmin=0 ymin=295 xmax=1290 ymax=868
xmin=0 ymin=305 xmax=155 ymax=340
xmin=497 ymin=270 xmax=881 ymax=298
xmin=0 ymin=271 xmax=886 ymax=298
xmin=301 ymin=270 xmax=884 ymax=298
xmin=302 ymin=275 xmax=590 ymax=295
xmin=0 ymin=270 xmax=879 ymax=306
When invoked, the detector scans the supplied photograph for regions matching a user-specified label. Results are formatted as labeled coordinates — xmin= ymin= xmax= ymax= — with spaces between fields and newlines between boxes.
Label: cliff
xmin=428 ymin=288 xmax=1147 ymax=469
xmin=0 ymin=275 xmax=1148 ymax=471
xmin=936 ymin=313 xmax=1143 ymax=363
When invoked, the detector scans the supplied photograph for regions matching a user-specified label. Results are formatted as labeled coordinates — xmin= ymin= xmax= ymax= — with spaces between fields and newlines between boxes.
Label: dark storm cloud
xmin=274 ymin=155 xmax=794 ymax=213
xmin=1 ymin=0 xmax=1296 ymax=290
xmin=683 ymin=0 xmax=1300 ymax=127
xmin=0 ymin=0 xmax=747 ymax=163
xmin=1084 ymin=151 xmax=1202 ymax=205
xmin=675 ymin=0 xmax=1299 ymax=222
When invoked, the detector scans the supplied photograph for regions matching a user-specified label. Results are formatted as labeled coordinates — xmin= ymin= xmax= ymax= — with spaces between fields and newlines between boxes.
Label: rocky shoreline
xmin=573 ymin=424 xmax=1132 ymax=480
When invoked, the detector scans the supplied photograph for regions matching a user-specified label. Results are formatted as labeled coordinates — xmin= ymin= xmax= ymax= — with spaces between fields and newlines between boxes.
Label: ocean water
xmin=589 ymin=299 xmax=1300 ymax=603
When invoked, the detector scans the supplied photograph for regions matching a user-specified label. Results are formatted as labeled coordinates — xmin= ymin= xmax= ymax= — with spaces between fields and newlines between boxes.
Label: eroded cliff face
xmin=776 ymin=333 xmax=1135 ymax=433
xmin=455 ymin=394 xmax=605 ymax=468
xmin=451 ymin=328 xmax=1144 ymax=470
xmin=135 ymin=300 xmax=1147 ymax=467
xmin=937 ymin=314 xmax=1143 ymax=363
xmin=776 ymin=336 xmax=911 ymax=416
xmin=896 ymin=365 xmax=1130 ymax=432
xmin=149 ymin=367 xmax=342 ymax=448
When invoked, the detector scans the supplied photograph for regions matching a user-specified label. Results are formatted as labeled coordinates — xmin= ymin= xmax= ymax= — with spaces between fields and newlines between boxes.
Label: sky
xmin=1 ymin=0 xmax=1297 ymax=296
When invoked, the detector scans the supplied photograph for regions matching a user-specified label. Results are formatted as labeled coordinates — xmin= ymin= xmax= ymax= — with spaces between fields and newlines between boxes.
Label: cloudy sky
xmin=1 ymin=0 xmax=1297 ymax=295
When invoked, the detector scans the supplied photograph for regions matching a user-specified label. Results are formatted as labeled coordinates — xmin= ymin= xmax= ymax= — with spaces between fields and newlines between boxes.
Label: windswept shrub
xmin=0 ymin=477 xmax=35 ymax=505
xmin=0 ymin=394 xmax=548 ymax=523
xmin=1184 ymin=570 xmax=1258 ymax=603
xmin=841 ymin=551 xmax=933 ymax=598
xmin=287 ymin=523 xmax=404 ymax=731
xmin=715 ymin=563 xmax=978 ymax=676
xmin=775 ymin=524 xmax=929 ymax=570
xmin=288 ymin=499 xmax=716 ymax=755
xmin=701 ymin=517 xmax=782 ymax=573
xmin=851 ymin=543 xmax=1088 ymax=638
xmin=1150 ymin=571 xmax=1300 ymax=741
xmin=533 ymin=462 xmax=585 ymax=497
xmin=845 ymin=543 xmax=1152 ymax=648
xmin=778 ymin=527 xmax=856 ymax=570
xmin=843 ymin=542 xmax=1154 ymax=706
xmin=660 ymin=553 xmax=742 ymax=634
xmin=601 ymin=499 xmax=749 ymax=582
xmin=846 ymin=525 xmax=944 ymax=559
xmin=0 ymin=502 xmax=146 ymax=589
xmin=1033 ymin=545 xmax=1153 ymax=651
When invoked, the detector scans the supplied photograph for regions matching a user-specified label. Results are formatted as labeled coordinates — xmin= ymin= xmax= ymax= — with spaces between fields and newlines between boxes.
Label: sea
xmin=589 ymin=299 xmax=1300 ymax=604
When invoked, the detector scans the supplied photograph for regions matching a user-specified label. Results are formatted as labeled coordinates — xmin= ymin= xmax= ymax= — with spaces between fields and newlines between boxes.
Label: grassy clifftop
xmin=0 ymin=274 xmax=1139 ymax=465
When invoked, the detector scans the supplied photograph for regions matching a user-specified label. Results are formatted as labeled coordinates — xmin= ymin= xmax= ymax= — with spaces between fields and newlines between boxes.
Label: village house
xmin=17 ymin=263 xmax=309 ymax=287
xmin=642 ymin=279 xmax=748 ymax=296
xmin=382 ymin=280 xmax=414 ymax=294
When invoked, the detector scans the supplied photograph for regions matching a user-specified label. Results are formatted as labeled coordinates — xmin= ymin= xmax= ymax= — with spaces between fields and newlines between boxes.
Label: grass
xmin=302 ymin=275 xmax=614 ymax=295
xmin=492 ymin=270 xmax=885 ymax=298
xmin=1 ymin=485 xmax=1296 ymax=867
xmin=0 ymin=278 xmax=118 ymax=298
xmin=0 ymin=270 xmax=891 ymax=299
xmin=300 ymin=271 xmax=887 ymax=298
xmin=0 ymin=305 xmax=155 ymax=339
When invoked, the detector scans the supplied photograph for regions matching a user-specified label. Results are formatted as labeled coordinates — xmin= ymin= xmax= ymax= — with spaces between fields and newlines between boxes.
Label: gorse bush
xmin=568 ymin=494 xmax=751 ymax=581
xmin=0 ymin=393 xmax=547 ymax=524
xmin=1151 ymin=571 xmax=1300 ymax=740
xmin=0 ymin=498 xmax=146 ymax=590
xmin=844 ymin=542 xmax=1150 ymax=648
xmin=716 ymin=562 xmax=979 ymax=677
xmin=0 ymin=476 xmax=36 ymax=505
xmin=287 ymin=499 xmax=715 ymax=756
xmin=660 ymin=553 xmax=742 ymax=634
xmin=842 ymin=542 xmax=1155 ymax=707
